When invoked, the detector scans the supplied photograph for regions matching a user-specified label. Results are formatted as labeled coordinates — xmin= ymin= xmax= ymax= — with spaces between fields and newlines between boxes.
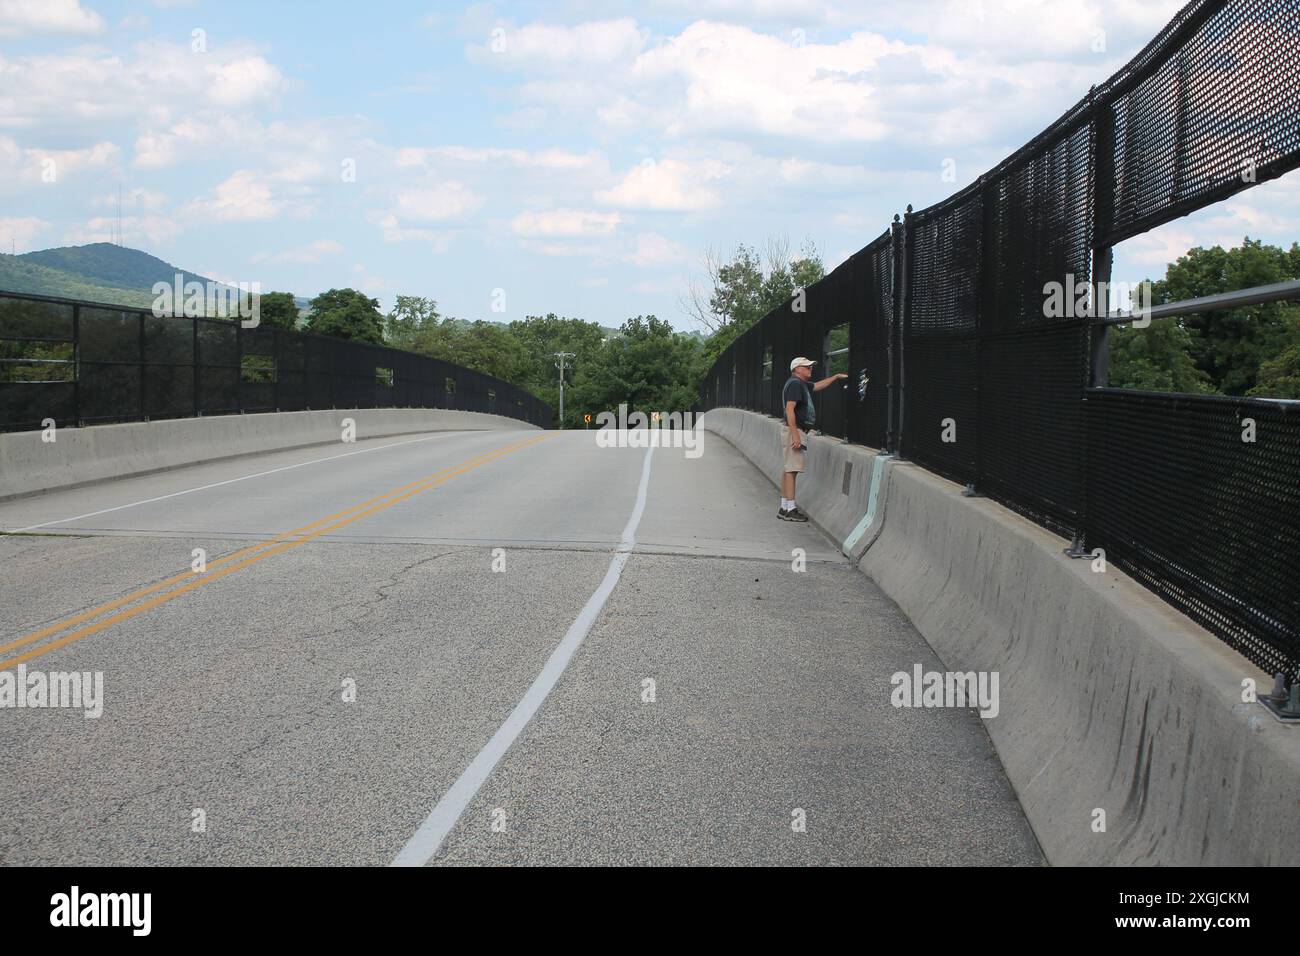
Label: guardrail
xmin=697 ymin=0 xmax=1300 ymax=683
xmin=0 ymin=290 xmax=552 ymax=431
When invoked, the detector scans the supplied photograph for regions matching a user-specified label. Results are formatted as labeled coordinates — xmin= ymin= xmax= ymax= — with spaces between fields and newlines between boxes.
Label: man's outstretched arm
xmin=811 ymin=372 xmax=848 ymax=392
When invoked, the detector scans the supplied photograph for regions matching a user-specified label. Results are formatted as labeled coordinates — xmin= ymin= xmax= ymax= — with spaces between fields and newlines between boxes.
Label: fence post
xmin=73 ymin=304 xmax=82 ymax=427
xmin=893 ymin=207 xmax=912 ymax=459
xmin=192 ymin=315 xmax=200 ymax=417
xmin=1090 ymin=88 xmax=1115 ymax=389
xmin=965 ymin=178 xmax=990 ymax=498
xmin=235 ymin=318 xmax=243 ymax=413
xmin=1068 ymin=84 xmax=1114 ymax=557
xmin=139 ymin=311 xmax=147 ymax=422
xmin=273 ymin=328 xmax=281 ymax=412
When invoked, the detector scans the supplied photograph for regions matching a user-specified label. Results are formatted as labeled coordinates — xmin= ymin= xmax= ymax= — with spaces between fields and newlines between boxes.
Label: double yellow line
xmin=0 ymin=433 xmax=549 ymax=669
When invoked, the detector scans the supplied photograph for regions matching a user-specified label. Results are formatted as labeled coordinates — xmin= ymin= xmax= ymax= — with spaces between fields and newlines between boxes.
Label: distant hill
xmin=0 ymin=243 xmax=311 ymax=318
xmin=0 ymin=252 xmax=157 ymax=309
xmin=19 ymin=243 xmax=221 ymax=293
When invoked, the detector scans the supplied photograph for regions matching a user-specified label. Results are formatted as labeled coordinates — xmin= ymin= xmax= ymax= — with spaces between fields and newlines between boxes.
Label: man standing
xmin=779 ymin=357 xmax=847 ymax=521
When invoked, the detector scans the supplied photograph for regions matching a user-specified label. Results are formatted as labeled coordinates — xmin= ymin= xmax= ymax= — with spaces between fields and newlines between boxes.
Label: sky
xmin=2 ymin=0 xmax=1297 ymax=331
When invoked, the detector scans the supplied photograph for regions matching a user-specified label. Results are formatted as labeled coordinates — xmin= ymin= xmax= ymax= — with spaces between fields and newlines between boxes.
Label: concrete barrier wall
xmin=0 ymin=408 xmax=537 ymax=501
xmin=702 ymin=407 xmax=1299 ymax=866
xmin=700 ymin=407 xmax=890 ymax=559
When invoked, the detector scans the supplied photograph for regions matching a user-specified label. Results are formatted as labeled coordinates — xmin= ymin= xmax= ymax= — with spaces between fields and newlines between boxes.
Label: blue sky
xmin=2 ymin=0 xmax=1297 ymax=330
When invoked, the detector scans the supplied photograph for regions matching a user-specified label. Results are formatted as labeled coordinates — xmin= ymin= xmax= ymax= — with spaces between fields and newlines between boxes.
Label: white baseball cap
xmin=789 ymin=356 xmax=816 ymax=371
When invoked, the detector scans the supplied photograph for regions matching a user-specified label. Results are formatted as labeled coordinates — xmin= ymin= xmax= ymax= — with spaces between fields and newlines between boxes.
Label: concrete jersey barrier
xmin=0 ymin=408 xmax=537 ymax=501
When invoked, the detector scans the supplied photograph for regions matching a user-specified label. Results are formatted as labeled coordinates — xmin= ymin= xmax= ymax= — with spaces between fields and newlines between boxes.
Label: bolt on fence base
xmin=1260 ymin=673 xmax=1300 ymax=723
xmin=1064 ymin=535 xmax=1091 ymax=559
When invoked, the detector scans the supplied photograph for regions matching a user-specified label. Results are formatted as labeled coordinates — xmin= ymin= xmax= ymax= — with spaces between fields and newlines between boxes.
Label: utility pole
xmin=553 ymin=351 xmax=575 ymax=428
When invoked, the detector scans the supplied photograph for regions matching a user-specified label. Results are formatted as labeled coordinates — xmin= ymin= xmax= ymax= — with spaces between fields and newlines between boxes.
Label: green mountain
xmin=18 ymin=243 xmax=220 ymax=293
xmin=0 ymin=243 xmax=313 ymax=317
xmin=0 ymin=252 xmax=156 ymax=309
xmin=0 ymin=243 xmax=231 ymax=311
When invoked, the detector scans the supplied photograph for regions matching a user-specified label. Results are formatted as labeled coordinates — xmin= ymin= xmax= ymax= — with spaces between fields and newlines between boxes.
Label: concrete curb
xmin=702 ymin=407 xmax=1299 ymax=866
xmin=0 ymin=408 xmax=538 ymax=501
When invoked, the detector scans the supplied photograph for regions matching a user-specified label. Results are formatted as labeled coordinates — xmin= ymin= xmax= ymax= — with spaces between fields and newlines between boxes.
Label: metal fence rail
xmin=696 ymin=0 xmax=1300 ymax=681
xmin=0 ymin=290 xmax=552 ymax=431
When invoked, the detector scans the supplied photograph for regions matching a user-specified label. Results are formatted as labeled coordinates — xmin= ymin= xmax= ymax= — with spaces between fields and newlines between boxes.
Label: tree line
xmin=254 ymin=239 xmax=825 ymax=429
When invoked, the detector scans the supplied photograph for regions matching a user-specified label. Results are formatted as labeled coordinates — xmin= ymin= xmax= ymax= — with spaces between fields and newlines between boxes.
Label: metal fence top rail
xmin=1100 ymin=279 xmax=1300 ymax=325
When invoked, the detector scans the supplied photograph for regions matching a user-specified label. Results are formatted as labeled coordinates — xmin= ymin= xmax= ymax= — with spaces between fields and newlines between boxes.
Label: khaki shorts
xmin=781 ymin=424 xmax=806 ymax=473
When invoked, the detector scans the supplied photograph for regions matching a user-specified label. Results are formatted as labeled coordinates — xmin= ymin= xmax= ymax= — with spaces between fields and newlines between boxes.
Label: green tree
xmin=305 ymin=288 xmax=385 ymax=344
xmin=691 ymin=238 xmax=825 ymax=365
xmin=507 ymin=313 xmax=608 ymax=415
xmin=407 ymin=317 xmax=531 ymax=383
xmin=257 ymin=291 xmax=299 ymax=330
xmin=1151 ymin=238 xmax=1300 ymax=394
xmin=570 ymin=315 xmax=705 ymax=429
xmin=1107 ymin=317 xmax=1214 ymax=393
xmin=385 ymin=295 xmax=440 ymax=350
xmin=1249 ymin=313 xmax=1300 ymax=398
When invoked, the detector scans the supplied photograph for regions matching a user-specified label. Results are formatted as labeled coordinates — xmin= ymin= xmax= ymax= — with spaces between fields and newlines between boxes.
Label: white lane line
xmin=4 ymin=431 xmax=468 ymax=534
xmin=391 ymin=442 xmax=656 ymax=867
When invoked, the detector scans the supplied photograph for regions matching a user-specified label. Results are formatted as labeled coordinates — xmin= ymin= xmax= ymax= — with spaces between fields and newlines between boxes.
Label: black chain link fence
xmin=0 ymin=291 xmax=552 ymax=432
xmin=697 ymin=0 xmax=1300 ymax=680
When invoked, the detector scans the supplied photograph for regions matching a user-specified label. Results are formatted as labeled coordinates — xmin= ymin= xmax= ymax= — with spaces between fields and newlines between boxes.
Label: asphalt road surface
xmin=0 ymin=428 xmax=1043 ymax=865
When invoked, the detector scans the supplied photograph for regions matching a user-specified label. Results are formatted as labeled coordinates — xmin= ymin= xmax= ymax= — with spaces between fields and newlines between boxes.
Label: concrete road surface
xmin=0 ymin=428 xmax=1043 ymax=865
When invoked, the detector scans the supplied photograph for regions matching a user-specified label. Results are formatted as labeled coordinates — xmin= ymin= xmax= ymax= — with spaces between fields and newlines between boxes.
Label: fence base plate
xmin=1259 ymin=697 xmax=1300 ymax=723
xmin=1064 ymin=536 xmax=1091 ymax=559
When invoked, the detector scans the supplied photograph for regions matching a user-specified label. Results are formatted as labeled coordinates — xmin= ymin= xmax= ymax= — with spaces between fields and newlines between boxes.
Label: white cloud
xmin=0 ymin=0 xmax=104 ymax=37
xmin=626 ymin=232 xmax=690 ymax=267
xmin=264 ymin=239 xmax=344 ymax=265
xmin=375 ymin=216 xmax=454 ymax=250
xmin=391 ymin=181 xmax=483 ymax=222
xmin=511 ymin=207 xmax=620 ymax=238
xmin=206 ymin=56 xmax=283 ymax=108
xmin=0 ymin=215 xmax=49 ymax=252
xmin=519 ymin=239 xmax=611 ymax=258
xmin=467 ymin=18 xmax=645 ymax=71
xmin=876 ymin=0 xmax=1184 ymax=63
xmin=597 ymin=158 xmax=728 ymax=210
xmin=0 ymin=43 xmax=282 ymax=138
xmin=183 ymin=170 xmax=281 ymax=222
xmin=398 ymin=145 xmax=603 ymax=171
xmin=0 ymin=136 xmax=120 ymax=185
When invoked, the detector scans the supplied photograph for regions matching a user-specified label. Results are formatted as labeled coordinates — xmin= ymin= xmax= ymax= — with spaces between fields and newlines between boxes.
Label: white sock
xmin=781 ymin=498 xmax=792 ymax=510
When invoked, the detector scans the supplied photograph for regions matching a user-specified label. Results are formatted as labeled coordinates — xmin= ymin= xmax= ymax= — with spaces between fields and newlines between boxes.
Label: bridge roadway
xmin=0 ymin=428 xmax=1042 ymax=865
